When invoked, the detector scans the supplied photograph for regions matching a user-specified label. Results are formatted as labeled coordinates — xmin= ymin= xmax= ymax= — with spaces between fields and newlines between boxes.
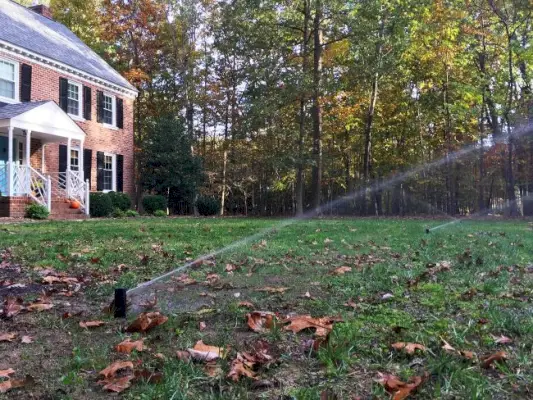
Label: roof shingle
xmin=0 ymin=0 xmax=136 ymax=92
xmin=0 ymin=100 xmax=50 ymax=120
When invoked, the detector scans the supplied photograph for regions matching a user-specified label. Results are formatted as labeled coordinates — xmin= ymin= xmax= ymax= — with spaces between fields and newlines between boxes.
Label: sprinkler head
xmin=425 ymin=228 xmax=430 ymax=234
xmin=114 ymin=288 xmax=128 ymax=318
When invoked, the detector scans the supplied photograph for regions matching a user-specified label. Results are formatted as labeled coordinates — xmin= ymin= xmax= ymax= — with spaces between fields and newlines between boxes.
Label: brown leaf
xmin=26 ymin=302 xmax=53 ymax=312
xmin=139 ymin=297 xmax=158 ymax=310
xmin=42 ymin=276 xmax=78 ymax=284
xmin=99 ymin=361 xmax=134 ymax=379
xmin=376 ymin=373 xmax=426 ymax=400
xmin=20 ymin=336 xmax=33 ymax=344
xmin=0 ymin=375 xmax=33 ymax=394
xmin=173 ymin=274 xmax=196 ymax=285
xmin=0 ymin=369 xmax=15 ymax=378
xmin=0 ymin=332 xmax=16 ymax=342
xmin=331 ymin=266 xmax=352 ymax=275
xmin=176 ymin=350 xmax=191 ymax=361
xmin=98 ymin=375 xmax=134 ymax=393
xmin=199 ymin=321 xmax=207 ymax=331
xmin=205 ymin=273 xmax=220 ymax=284
xmin=2 ymin=297 xmax=23 ymax=318
xmin=441 ymin=339 xmax=456 ymax=353
xmin=247 ymin=311 xmax=277 ymax=333
xmin=204 ymin=361 xmax=223 ymax=377
xmin=227 ymin=353 xmax=257 ymax=381
xmin=125 ymin=312 xmax=168 ymax=333
xmin=481 ymin=351 xmax=508 ymax=368
xmin=116 ymin=338 xmax=146 ymax=354
xmin=493 ymin=335 xmax=512 ymax=344
xmin=187 ymin=340 xmax=226 ymax=361
xmin=344 ymin=299 xmax=358 ymax=309
xmin=225 ymin=263 xmax=237 ymax=273
xmin=256 ymin=287 xmax=288 ymax=294
xmin=238 ymin=301 xmax=255 ymax=308
xmin=391 ymin=342 xmax=426 ymax=355
xmin=459 ymin=350 xmax=475 ymax=360
xmin=284 ymin=315 xmax=339 ymax=337
xmin=79 ymin=320 xmax=105 ymax=329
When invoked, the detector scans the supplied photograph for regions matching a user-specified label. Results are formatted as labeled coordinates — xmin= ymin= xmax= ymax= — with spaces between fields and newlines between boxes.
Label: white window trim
xmin=69 ymin=146 xmax=80 ymax=172
xmin=102 ymin=93 xmax=117 ymax=129
xmin=0 ymin=57 xmax=19 ymax=104
xmin=67 ymin=80 xmax=85 ymax=121
xmin=102 ymin=152 xmax=116 ymax=193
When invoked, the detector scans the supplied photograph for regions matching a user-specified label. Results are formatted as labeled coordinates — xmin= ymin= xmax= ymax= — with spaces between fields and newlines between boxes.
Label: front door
xmin=0 ymin=136 xmax=8 ymax=195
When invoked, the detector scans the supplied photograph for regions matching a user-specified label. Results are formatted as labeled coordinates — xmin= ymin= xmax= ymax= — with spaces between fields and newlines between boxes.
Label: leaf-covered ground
xmin=0 ymin=218 xmax=531 ymax=399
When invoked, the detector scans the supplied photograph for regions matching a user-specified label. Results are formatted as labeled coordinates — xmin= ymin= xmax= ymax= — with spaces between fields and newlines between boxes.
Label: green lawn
xmin=0 ymin=218 xmax=531 ymax=399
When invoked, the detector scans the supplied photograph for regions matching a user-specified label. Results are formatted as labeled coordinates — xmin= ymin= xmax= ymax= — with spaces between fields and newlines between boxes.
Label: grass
xmin=0 ymin=217 xmax=531 ymax=399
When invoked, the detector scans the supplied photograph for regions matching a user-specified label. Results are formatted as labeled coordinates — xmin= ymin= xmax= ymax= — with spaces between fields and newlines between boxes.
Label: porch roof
xmin=0 ymin=101 xmax=85 ymax=142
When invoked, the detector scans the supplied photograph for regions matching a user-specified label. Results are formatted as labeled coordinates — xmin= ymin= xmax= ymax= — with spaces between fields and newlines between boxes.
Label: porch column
xmin=79 ymin=140 xmax=84 ymax=180
xmin=7 ymin=126 xmax=13 ymax=196
xmin=25 ymin=130 xmax=31 ymax=168
xmin=66 ymin=138 xmax=72 ymax=197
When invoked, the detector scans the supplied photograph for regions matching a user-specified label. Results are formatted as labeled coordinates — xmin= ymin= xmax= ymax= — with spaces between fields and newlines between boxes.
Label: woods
xmin=31 ymin=0 xmax=533 ymax=216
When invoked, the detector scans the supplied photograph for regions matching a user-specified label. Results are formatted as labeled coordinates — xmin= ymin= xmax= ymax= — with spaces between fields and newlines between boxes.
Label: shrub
xmin=125 ymin=210 xmax=139 ymax=218
xmin=154 ymin=209 xmax=167 ymax=217
xmin=108 ymin=192 xmax=132 ymax=212
xmin=90 ymin=193 xmax=113 ymax=217
xmin=142 ymin=195 xmax=167 ymax=215
xmin=111 ymin=208 xmax=126 ymax=218
xmin=196 ymin=196 xmax=221 ymax=216
xmin=26 ymin=204 xmax=49 ymax=220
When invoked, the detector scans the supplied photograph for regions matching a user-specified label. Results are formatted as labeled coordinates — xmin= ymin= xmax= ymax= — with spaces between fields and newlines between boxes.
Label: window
xmin=103 ymin=153 xmax=115 ymax=191
xmin=67 ymin=81 xmax=82 ymax=117
xmin=70 ymin=149 xmax=79 ymax=171
xmin=103 ymin=94 xmax=115 ymax=126
xmin=0 ymin=59 xmax=18 ymax=103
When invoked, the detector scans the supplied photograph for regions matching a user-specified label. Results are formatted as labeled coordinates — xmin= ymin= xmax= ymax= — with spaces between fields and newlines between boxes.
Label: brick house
xmin=0 ymin=0 xmax=137 ymax=218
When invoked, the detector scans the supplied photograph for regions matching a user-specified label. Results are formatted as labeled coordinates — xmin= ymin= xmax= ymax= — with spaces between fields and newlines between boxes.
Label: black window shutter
xmin=116 ymin=98 xmax=124 ymax=129
xmin=59 ymin=144 xmax=67 ymax=189
xmin=59 ymin=78 xmax=68 ymax=112
xmin=116 ymin=154 xmax=124 ymax=192
xmin=96 ymin=151 xmax=104 ymax=191
xmin=96 ymin=91 xmax=104 ymax=123
xmin=83 ymin=86 xmax=92 ymax=120
xmin=83 ymin=149 xmax=92 ymax=189
xmin=20 ymin=64 xmax=32 ymax=102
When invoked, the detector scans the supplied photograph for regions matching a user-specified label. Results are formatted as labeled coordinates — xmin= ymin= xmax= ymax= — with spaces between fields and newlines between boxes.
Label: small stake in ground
xmin=114 ymin=288 xmax=127 ymax=318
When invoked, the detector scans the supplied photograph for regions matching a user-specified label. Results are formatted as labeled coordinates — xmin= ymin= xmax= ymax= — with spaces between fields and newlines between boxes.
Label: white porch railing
xmin=1 ymin=165 xmax=89 ymax=216
xmin=48 ymin=171 xmax=90 ymax=215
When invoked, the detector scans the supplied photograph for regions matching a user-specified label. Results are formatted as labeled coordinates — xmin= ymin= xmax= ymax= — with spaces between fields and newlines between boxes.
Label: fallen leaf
xmin=187 ymin=340 xmax=226 ymax=361
xmin=256 ymin=287 xmax=288 ymax=294
xmin=493 ymin=335 xmax=512 ymax=344
xmin=391 ymin=342 xmax=426 ymax=355
xmin=116 ymin=338 xmax=146 ymax=353
xmin=99 ymin=361 xmax=134 ymax=379
xmin=225 ymin=263 xmax=237 ymax=273
xmin=481 ymin=351 xmax=508 ymax=368
xmin=0 ymin=375 xmax=33 ymax=394
xmin=247 ymin=311 xmax=277 ymax=333
xmin=441 ymin=339 xmax=456 ymax=353
xmin=0 ymin=369 xmax=15 ymax=378
xmin=344 ymin=299 xmax=358 ymax=309
xmin=382 ymin=293 xmax=394 ymax=300
xmin=199 ymin=321 xmax=207 ymax=331
xmin=20 ymin=336 xmax=33 ymax=344
xmin=331 ymin=266 xmax=352 ymax=275
xmin=284 ymin=315 xmax=340 ymax=337
xmin=79 ymin=320 xmax=105 ymax=329
xmin=139 ymin=297 xmax=158 ymax=310
xmin=459 ymin=350 xmax=475 ymax=360
xmin=2 ymin=297 xmax=23 ymax=318
xmin=227 ymin=353 xmax=257 ymax=381
xmin=26 ymin=302 xmax=53 ymax=312
xmin=238 ymin=301 xmax=255 ymax=308
xmin=205 ymin=273 xmax=220 ymax=284
xmin=126 ymin=312 xmax=168 ymax=333
xmin=376 ymin=372 xmax=426 ymax=400
xmin=173 ymin=274 xmax=196 ymax=285
xmin=98 ymin=375 xmax=134 ymax=393
xmin=42 ymin=276 xmax=78 ymax=284
xmin=204 ymin=361 xmax=223 ymax=377
xmin=176 ymin=350 xmax=191 ymax=361
xmin=0 ymin=332 xmax=16 ymax=342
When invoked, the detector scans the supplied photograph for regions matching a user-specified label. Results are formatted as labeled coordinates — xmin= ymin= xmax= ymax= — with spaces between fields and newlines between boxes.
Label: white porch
xmin=0 ymin=101 xmax=90 ymax=215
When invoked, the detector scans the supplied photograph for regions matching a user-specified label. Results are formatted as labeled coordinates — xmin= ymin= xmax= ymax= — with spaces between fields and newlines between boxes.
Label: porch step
xmin=50 ymin=199 xmax=87 ymax=219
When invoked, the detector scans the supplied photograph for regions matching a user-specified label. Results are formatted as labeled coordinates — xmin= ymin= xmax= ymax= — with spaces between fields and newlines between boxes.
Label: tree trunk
xmin=220 ymin=149 xmax=228 ymax=216
xmin=310 ymin=0 xmax=323 ymax=213
xmin=296 ymin=0 xmax=310 ymax=216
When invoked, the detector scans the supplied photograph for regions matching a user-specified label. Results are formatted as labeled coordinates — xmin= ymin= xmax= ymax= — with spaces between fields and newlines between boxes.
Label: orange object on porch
xmin=70 ymin=200 xmax=81 ymax=209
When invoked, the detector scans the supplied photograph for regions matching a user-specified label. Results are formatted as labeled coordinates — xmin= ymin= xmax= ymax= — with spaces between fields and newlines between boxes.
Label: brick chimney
xmin=29 ymin=4 xmax=53 ymax=20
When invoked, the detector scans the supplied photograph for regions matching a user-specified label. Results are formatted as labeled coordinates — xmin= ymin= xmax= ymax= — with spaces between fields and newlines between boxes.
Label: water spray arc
xmin=127 ymin=124 xmax=533 ymax=298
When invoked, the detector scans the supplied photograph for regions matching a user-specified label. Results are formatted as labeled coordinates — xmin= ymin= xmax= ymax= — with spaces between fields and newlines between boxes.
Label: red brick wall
xmin=0 ymin=197 xmax=30 ymax=218
xmin=0 ymin=50 xmax=135 ymax=197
